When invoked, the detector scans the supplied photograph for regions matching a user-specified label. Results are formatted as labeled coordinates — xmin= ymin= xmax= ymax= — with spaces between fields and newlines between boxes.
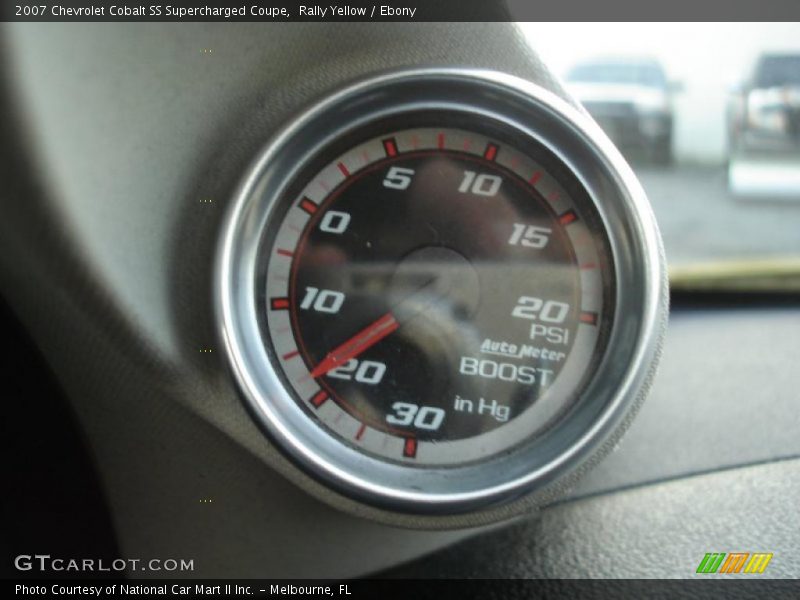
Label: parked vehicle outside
xmin=728 ymin=53 xmax=800 ymax=156
xmin=566 ymin=57 xmax=676 ymax=164
xmin=727 ymin=53 xmax=800 ymax=198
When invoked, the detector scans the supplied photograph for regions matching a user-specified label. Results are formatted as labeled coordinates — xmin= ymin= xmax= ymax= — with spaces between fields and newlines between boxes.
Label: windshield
xmin=523 ymin=23 xmax=800 ymax=293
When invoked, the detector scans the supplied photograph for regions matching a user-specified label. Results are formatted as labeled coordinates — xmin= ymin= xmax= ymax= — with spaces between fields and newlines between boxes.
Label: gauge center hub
xmin=388 ymin=245 xmax=481 ymax=322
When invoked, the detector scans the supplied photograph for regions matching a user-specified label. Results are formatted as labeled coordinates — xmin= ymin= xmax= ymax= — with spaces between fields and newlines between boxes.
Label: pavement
xmin=631 ymin=163 xmax=800 ymax=266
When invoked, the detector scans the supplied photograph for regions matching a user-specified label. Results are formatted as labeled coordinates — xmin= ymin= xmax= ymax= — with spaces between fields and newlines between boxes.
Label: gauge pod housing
xmin=216 ymin=69 xmax=667 ymax=527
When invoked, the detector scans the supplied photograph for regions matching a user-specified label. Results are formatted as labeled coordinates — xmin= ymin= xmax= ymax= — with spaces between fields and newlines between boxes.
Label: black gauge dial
xmin=263 ymin=126 xmax=613 ymax=464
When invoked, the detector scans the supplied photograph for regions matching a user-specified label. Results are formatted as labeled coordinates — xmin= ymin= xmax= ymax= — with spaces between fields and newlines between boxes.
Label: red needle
xmin=309 ymin=312 xmax=399 ymax=379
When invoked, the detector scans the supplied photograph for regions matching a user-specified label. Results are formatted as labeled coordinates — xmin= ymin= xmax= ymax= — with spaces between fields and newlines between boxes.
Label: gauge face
xmin=261 ymin=125 xmax=614 ymax=466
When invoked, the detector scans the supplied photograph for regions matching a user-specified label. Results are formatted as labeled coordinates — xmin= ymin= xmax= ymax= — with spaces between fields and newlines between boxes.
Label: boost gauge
xmin=217 ymin=70 xmax=667 ymax=525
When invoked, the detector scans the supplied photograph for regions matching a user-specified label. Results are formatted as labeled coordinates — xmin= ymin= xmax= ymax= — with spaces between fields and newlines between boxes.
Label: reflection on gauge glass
xmin=259 ymin=125 xmax=615 ymax=466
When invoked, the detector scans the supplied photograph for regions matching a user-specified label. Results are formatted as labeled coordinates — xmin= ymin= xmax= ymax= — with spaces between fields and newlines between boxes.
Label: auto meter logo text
xmin=696 ymin=552 xmax=773 ymax=574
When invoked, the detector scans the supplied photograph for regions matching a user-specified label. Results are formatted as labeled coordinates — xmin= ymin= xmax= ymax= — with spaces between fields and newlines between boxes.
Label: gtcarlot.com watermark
xmin=13 ymin=554 xmax=194 ymax=574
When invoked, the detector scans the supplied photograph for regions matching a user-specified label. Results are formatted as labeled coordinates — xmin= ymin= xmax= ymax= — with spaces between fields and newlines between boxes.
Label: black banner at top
xmin=2 ymin=0 xmax=507 ymax=22
xmin=2 ymin=0 xmax=800 ymax=22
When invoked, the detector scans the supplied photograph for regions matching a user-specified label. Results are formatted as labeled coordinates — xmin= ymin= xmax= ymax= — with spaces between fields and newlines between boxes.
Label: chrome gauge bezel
xmin=216 ymin=69 xmax=666 ymax=515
